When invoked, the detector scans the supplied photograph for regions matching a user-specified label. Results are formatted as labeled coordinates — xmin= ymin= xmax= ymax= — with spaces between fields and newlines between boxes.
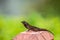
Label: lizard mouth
xmin=21 ymin=21 xmax=26 ymax=24
xmin=21 ymin=21 xmax=30 ymax=28
xmin=21 ymin=21 xmax=28 ymax=26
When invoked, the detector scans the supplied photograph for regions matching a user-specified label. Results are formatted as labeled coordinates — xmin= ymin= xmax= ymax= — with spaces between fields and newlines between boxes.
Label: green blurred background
xmin=0 ymin=0 xmax=60 ymax=40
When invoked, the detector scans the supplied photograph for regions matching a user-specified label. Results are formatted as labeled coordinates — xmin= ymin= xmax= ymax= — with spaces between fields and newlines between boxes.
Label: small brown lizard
xmin=21 ymin=21 xmax=53 ymax=34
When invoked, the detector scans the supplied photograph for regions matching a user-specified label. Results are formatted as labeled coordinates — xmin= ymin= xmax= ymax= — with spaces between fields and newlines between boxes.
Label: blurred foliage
xmin=0 ymin=0 xmax=60 ymax=40
xmin=0 ymin=11 xmax=60 ymax=40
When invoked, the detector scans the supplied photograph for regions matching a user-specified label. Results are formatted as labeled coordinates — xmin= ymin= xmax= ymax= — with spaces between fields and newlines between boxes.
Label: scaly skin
xmin=21 ymin=21 xmax=53 ymax=33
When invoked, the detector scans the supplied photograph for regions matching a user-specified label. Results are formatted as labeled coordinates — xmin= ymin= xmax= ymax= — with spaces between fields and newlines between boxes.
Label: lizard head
xmin=21 ymin=21 xmax=30 ymax=29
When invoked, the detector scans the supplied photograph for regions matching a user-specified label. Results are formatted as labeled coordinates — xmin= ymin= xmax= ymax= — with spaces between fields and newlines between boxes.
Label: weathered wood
xmin=13 ymin=30 xmax=54 ymax=40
